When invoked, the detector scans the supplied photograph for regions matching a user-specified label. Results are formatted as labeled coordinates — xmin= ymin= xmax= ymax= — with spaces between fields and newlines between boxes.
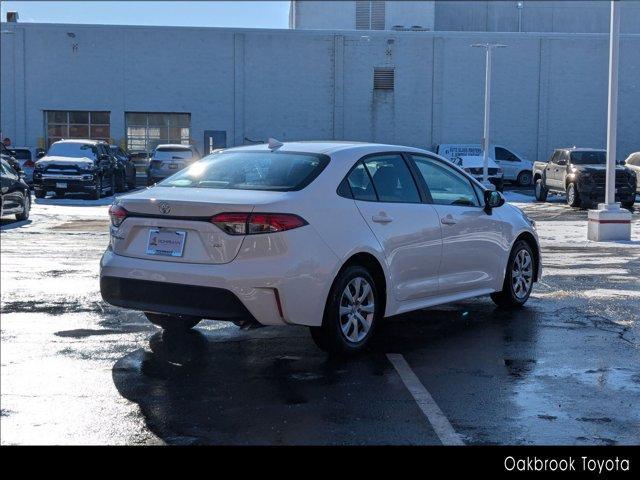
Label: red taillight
xmin=211 ymin=213 xmax=250 ymax=235
xmin=109 ymin=204 xmax=128 ymax=227
xmin=210 ymin=212 xmax=307 ymax=235
xmin=23 ymin=160 xmax=35 ymax=168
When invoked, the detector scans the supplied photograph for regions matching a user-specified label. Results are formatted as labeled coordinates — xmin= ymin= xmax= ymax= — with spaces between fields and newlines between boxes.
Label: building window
xmin=374 ymin=67 xmax=395 ymax=90
xmin=125 ymin=112 xmax=191 ymax=153
xmin=356 ymin=1 xmax=385 ymax=30
xmin=45 ymin=111 xmax=110 ymax=147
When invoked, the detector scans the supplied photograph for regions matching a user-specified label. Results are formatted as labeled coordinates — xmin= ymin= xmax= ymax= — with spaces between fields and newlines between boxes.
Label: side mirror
xmin=484 ymin=190 xmax=505 ymax=212
xmin=36 ymin=151 xmax=46 ymax=159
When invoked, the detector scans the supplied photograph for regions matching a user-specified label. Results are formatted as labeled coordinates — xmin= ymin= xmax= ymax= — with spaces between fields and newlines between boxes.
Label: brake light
xmin=24 ymin=160 xmax=35 ymax=168
xmin=109 ymin=204 xmax=128 ymax=227
xmin=211 ymin=213 xmax=307 ymax=235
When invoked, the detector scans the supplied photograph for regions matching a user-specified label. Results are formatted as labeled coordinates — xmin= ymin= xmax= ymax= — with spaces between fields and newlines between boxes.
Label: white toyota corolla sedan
xmin=100 ymin=141 xmax=541 ymax=354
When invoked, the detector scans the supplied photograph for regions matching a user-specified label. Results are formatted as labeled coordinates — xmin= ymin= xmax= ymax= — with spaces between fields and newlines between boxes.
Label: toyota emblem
xmin=158 ymin=202 xmax=171 ymax=215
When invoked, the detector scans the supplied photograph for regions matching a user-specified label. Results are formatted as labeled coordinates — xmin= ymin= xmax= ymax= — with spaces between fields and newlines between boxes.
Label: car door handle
xmin=440 ymin=215 xmax=457 ymax=225
xmin=372 ymin=214 xmax=393 ymax=224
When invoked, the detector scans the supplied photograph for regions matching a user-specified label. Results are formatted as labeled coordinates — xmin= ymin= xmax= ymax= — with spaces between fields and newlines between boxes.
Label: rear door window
xmin=346 ymin=163 xmax=377 ymax=201
xmin=362 ymin=154 xmax=421 ymax=203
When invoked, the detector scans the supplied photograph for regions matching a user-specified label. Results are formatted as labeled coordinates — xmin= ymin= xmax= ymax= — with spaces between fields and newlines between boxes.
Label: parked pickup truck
xmin=532 ymin=147 xmax=636 ymax=209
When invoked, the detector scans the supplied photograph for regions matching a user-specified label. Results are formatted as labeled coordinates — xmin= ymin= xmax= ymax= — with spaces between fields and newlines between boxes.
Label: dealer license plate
xmin=146 ymin=229 xmax=186 ymax=257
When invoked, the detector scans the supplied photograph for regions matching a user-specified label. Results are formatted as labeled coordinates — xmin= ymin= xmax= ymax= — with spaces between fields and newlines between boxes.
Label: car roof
xmin=155 ymin=144 xmax=193 ymax=149
xmin=53 ymin=139 xmax=105 ymax=145
xmin=558 ymin=147 xmax=606 ymax=152
xmin=225 ymin=141 xmax=433 ymax=156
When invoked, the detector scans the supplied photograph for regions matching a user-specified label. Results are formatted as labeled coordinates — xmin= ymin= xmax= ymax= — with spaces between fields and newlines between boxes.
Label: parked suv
xmin=5 ymin=146 xmax=40 ymax=186
xmin=1 ymin=157 xmax=30 ymax=221
xmin=533 ymin=148 xmax=636 ymax=208
xmin=33 ymin=139 xmax=116 ymax=199
xmin=109 ymin=145 xmax=137 ymax=192
xmin=101 ymin=141 xmax=541 ymax=354
xmin=147 ymin=144 xmax=200 ymax=185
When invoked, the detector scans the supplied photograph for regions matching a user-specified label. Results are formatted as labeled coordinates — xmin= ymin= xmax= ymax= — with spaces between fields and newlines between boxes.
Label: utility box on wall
xmin=204 ymin=130 xmax=227 ymax=154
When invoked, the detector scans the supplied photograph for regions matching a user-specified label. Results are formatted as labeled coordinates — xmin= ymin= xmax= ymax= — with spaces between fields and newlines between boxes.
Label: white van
xmin=435 ymin=144 xmax=533 ymax=186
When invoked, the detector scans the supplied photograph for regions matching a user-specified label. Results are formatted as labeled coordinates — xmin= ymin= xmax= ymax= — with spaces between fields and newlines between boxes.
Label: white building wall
xmin=1 ymin=23 xmax=640 ymax=162
xmin=291 ymin=1 xmax=640 ymax=34
xmin=291 ymin=1 xmax=356 ymax=30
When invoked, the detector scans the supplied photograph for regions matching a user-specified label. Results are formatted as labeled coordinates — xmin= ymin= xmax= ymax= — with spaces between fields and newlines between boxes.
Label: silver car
xmin=147 ymin=144 xmax=200 ymax=186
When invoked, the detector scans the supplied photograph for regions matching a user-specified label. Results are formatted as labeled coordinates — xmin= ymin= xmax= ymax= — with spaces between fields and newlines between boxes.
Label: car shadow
xmin=112 ymin=300 xmax=541 ymax=445
xmin=0 ymin=218 xmax=33 ymax=230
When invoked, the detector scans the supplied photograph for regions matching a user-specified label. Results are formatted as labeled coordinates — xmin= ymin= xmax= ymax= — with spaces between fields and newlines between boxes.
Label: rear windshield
xmin=154 ymin=147 xmax=193 ymax=160
xmin=47 ymin=143 xmax=97 ymax=159
xmin=11 ymin=149 xmax=31 ymax=160
xmin=159 ymin=151 xmax=329 ymax=191
xmin=570 ymin=151 xmax=606 ymax=165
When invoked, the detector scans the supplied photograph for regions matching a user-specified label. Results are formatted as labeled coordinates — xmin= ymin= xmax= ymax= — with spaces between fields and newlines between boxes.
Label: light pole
xmin=587 ymin=0 xmax=631 ymax=241
xmin=472 ymin=43 xmax=507 ymax=187
xmin=605 ymin=0 xmax=620 ymax=207
xmin=517 ymin=1 xmax=524 ymax=33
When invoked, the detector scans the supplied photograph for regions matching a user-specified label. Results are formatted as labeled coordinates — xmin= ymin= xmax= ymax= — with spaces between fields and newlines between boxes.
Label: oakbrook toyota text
xmin=504 ymin=456 xmax=631 ymax=474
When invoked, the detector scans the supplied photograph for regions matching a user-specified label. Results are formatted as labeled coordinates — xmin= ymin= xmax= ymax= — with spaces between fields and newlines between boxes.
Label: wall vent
xmin=356 ymin=1 xmax=385 ymax=30
xmin=374 ymin=67 xmax=394 ymax=90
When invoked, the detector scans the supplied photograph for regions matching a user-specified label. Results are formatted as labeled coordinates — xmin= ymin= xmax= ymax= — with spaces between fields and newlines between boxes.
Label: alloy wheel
xmin=511 ymin=249 xmax=533 ymax=299
xmin=339 ymin=277 xmax=375 ymax=343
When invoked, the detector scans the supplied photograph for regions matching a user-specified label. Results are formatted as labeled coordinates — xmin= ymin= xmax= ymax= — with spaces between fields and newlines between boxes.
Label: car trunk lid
xmin=113 ymin=187 xmax=289 ymax=264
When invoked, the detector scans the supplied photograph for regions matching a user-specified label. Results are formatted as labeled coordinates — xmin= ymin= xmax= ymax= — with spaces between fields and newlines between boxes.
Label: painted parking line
xmin=386 ymin=353 xmax=464 ymax=446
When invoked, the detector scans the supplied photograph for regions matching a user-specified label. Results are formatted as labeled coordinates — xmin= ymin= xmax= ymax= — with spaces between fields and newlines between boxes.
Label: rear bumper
xmin=100 ymin=276 xmax=256 ymax=321
xmin=100 ymin=224 xmax=340 ymax=327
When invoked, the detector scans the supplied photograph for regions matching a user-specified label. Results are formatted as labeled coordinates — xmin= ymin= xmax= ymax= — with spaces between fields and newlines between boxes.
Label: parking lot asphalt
xmin=1 ymin=189 xmax=639 ymax=445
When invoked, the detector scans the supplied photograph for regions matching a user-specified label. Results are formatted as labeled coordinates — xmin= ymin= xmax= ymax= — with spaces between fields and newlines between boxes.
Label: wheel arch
xmin=513 ymin=231 xmax=541 ymax=282
xmin=331 ymin=251 xmax=388 ymax=318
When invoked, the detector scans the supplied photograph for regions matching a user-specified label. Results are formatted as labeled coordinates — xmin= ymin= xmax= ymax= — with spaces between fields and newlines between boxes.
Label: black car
xmin=533 ymin=148 xmax=636 ymax=208
xmin=0 ymin=143 xmax=23 ymax=176
xmin=33 ymin=139 xmax=116 ymax=200
xmin=109 ymin=145 xmax=137 ymax=192
xmin=1 ymin=157 xmax=30 ymax=221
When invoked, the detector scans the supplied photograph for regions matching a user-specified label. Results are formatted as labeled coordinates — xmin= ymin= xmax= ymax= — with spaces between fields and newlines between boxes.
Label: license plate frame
xmin=146 ymin=229 xmax=187 ymax=257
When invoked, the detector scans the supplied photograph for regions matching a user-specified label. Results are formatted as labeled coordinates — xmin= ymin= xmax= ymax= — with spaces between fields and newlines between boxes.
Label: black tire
xmin=115 ymin=171 xmax=126 ymax=193
xmin=491 ymin=240 xmax=536 ymax=309
xmin=145 ymin=312 xmax=201 ymax=331
xmin=127 ymin=173 xmax=137 ymax=190
xmin=622 ymin=199 xmax=636 ymax=209
xmin=517 ymin=171 xmax=532 ymax=186
xmin=311 ymin=265 xmax=380 ymax=355
xmin=34 ymin=189 xmax=45 ymax=199
xmin=534 ymin=178 xmax=548 ymax=202
xmin=566 ymin=182 xmax=581 ymax=208
xmin=90 ymin=178 xmax=102 ymax=200
xmin=15 ymin=192 xmax=30 ymax=221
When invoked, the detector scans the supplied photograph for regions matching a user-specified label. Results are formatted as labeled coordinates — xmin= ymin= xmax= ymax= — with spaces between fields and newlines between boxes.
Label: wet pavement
xmin=1 ymin=190 xmax=639 ymax=445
